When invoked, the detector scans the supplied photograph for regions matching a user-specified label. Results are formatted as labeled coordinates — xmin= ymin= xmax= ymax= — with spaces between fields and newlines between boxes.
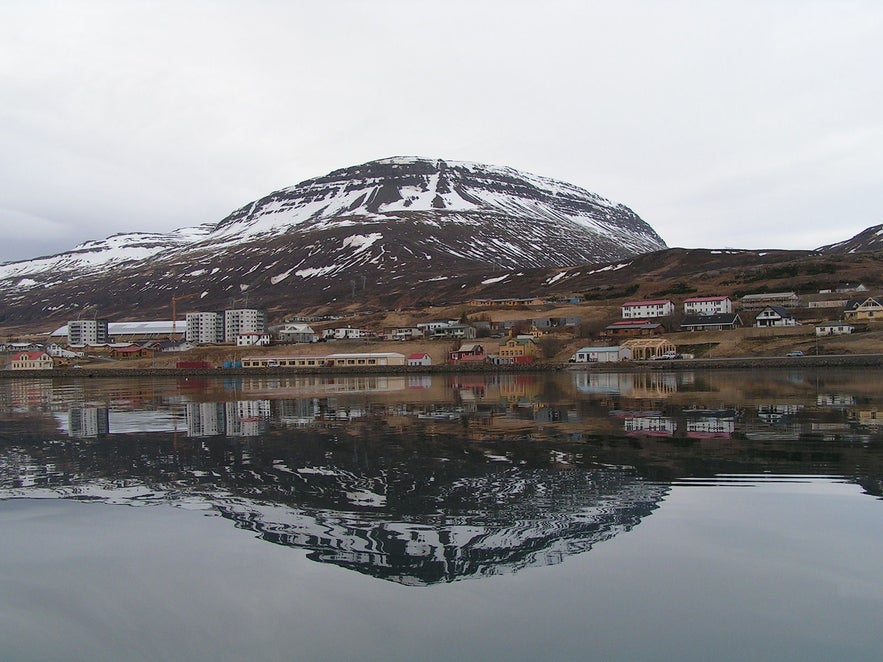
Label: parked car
xmin=785 ymin=351 xmax=805 ymax=357
xmin=654 ymin=351 xmax=679 ymax=360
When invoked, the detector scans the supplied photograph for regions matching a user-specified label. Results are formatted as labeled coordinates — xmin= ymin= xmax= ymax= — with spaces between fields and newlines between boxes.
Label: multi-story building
xmin=224 ymin=309 xmax=267 ymax=342
xmin=186 ymin=312 xmax=225 ymax=344
xmin=683 ymin=296 xmax=733 ymax=316
xmin=621 ymin=300 xmax=675 ymax=319
xmin=68 ymin=319 xmax=110 ymax=345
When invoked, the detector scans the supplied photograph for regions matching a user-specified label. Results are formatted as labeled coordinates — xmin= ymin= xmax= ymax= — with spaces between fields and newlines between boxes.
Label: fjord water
xmin=1 ymin=369 xmax=882 ymax=661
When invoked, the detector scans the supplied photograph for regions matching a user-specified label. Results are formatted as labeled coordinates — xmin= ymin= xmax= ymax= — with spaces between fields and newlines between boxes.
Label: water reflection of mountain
xmin=0 ymin=428 xmax=667 ymax=585
xmin=216 ymin=468 xmax=666 ymax=585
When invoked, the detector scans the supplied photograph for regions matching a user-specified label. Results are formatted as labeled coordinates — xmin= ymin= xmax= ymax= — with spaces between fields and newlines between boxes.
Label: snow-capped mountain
xmin=0 ymin=157 xmax=666 ymax=323
xmin=817 ymin=223 xmax=883 ymax=254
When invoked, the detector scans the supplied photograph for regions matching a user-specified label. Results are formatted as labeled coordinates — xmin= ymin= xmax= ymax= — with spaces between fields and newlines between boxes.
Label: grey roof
xmin=681 ymin=313 xmax=742 ymax=327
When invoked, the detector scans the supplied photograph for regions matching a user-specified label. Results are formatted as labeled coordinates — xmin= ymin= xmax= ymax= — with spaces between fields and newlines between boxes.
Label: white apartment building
xmin=329 ymin=327 xmax=370 ymax=340
xmin=683 ymin=296 xmax=733 ymax=316
xmin=68 ymin=319 xmax=110 ymax=345
xmin=186 ymin=312 xmax=225 ymax=344
xmin=621 ymin=300 xmax=675 ymax=319
xmin=224 ymin=308 xmax=267 ymax=342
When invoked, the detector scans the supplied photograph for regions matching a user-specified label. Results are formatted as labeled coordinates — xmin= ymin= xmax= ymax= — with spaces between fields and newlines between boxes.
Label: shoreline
xmin=4 ymin=354 xmax=883 ymax=379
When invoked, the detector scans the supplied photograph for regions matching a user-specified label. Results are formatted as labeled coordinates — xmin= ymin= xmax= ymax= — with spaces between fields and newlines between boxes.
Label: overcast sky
xmin=1 ymin=0 xmax=882 ymax=263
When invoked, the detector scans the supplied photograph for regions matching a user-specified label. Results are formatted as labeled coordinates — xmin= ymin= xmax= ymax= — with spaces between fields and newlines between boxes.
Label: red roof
xmin=407 ymin=353 xmax=430 ymax=360
xmin=16 ymin=351 xmax=50 ymax=360
xmin=622 ymin=300 xmax=673 ymax=307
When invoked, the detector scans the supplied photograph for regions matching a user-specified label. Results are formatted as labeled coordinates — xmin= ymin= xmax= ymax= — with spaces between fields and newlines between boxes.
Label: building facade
xmin=621 ymin=300 xmax=675 ymax=319
xmin=186 ymin=312 xmax=225 ymax=344
xmin=570 ymin=346 xmax=632 ymax=363
xmin=68 ymin=319 xmax=110 ymax=345
xmin=224 ymin=309 xmax=267 ymax=342
xmin=11 ymin=351 xmax=55 ymax=370
xmin=683 ymin=296 xmax=733 ymax=315
xmin=754 ymin=306 xmax=798 ymax=327
xmin=277 ymin=323 xmax=316 ymax=343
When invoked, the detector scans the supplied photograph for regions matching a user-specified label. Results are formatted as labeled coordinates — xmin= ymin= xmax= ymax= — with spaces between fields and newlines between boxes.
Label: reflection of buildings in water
xmin=571 ymin=371 xmax=678 ymax=397
xmin=3 ymin=379 xmax=85 ymax=412
xmin=276 ymin=398 xmax=320 ymax=427
xmin=756 ymin=404 xmax=802 ymax=424
xmin=238 ymin=376 xmax=409 ymax=396
xmin=817 ymin=394 xmax=856 ymax=407
xmin=407 ymin=376 xmax=432 ymax=390
xmin=497 ymin=374 xmax=541 ymax=405
xmin=68 ymin=407 xmax=110 ymax=438
xmin=573 ymin=372 xmax=628 ymax=395
xmin=185 ymin=401 xmax=270 ymax=437
xmin=849 ymin=409 xmax=881 ymax=428
xmin=685 ymin=417 xmax=735 ymax=439
xmin=186 ymin=402 xmax=226 ymax=437
xmin=743 ymin=405 xmax=804 ymax=441
xmin=450 ymin=378 xmax=488 ymax=402
xmin=623 ymin=415 xmax=676 ymax=437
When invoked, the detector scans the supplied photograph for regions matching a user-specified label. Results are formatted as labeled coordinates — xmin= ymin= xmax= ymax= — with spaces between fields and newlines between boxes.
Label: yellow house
xmin=498 ymin=336 xmax=539 ymax=362
xmin=11 ymin=351 xmax=55 ymax=370
xmin=844 ymin=297 xmax=883 ymax=321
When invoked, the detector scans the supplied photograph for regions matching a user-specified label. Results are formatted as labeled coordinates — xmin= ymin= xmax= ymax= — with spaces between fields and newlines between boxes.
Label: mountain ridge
xmin=0 ymin=157 xmax=666 ymax=324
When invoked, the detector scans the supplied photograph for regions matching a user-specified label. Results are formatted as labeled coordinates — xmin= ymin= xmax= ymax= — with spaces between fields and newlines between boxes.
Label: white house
xmin=683 ymin=296 xmax=732 ymax=315
xmin=816 ymin=322 xmax=854 ymax=336
xmin=417 ymin=320 xmax=458 ymax=333
xmin=328 ymin=328 xmax=370 ymax=340
xmin=621 ymin=300 xmax=675 ymax=319
xmin=277 ymin=323 xmax=316 ymax=343
xmin=570 ymin=346 xmax=632 ymax=363
xmin=754 ymin=306 xmax=798 ymax=327
xmin=236 ymin=332 xmax=271 ymax=347
xmin=389 ymin=327 xmax=424 ymax=341
xmin=406 ymin=353 xmax=432 ymax=366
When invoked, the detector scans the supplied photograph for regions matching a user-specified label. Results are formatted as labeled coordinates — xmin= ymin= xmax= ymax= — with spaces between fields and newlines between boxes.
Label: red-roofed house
xmin=406 ymin=353 xmax=432 ymax=366
xmin=683 ymin=296 xmax=733 ymax=315
xmin=448 ymin=343 xmax=487 ymax=364
xmin=11 ymin=351 xmax=54 ymax=370
xmin=621 ymin=300 xmax=675 ymax=319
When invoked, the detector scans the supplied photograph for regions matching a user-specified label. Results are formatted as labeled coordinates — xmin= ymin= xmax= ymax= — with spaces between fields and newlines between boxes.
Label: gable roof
xmin=406 ymin=353 xmax=430 ymax=360
xmin=15 ymin=351 xmax=50 ymax=360
xmin=681 ymin=313 xmax=742 ymax=326
xmin=457 ymin=343 xmax=483 ymax=352
xmin=759 ymin=305 xmax=794 ymax=318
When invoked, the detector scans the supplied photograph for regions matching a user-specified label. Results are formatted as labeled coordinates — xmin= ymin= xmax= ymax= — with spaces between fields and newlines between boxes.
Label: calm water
xmin=1 ymin=369 xmax=882 ymax=661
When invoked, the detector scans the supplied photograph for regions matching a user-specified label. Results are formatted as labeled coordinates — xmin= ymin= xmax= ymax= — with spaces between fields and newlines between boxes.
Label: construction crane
xmin=170 ymin=293 xmax=197 ymax=339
